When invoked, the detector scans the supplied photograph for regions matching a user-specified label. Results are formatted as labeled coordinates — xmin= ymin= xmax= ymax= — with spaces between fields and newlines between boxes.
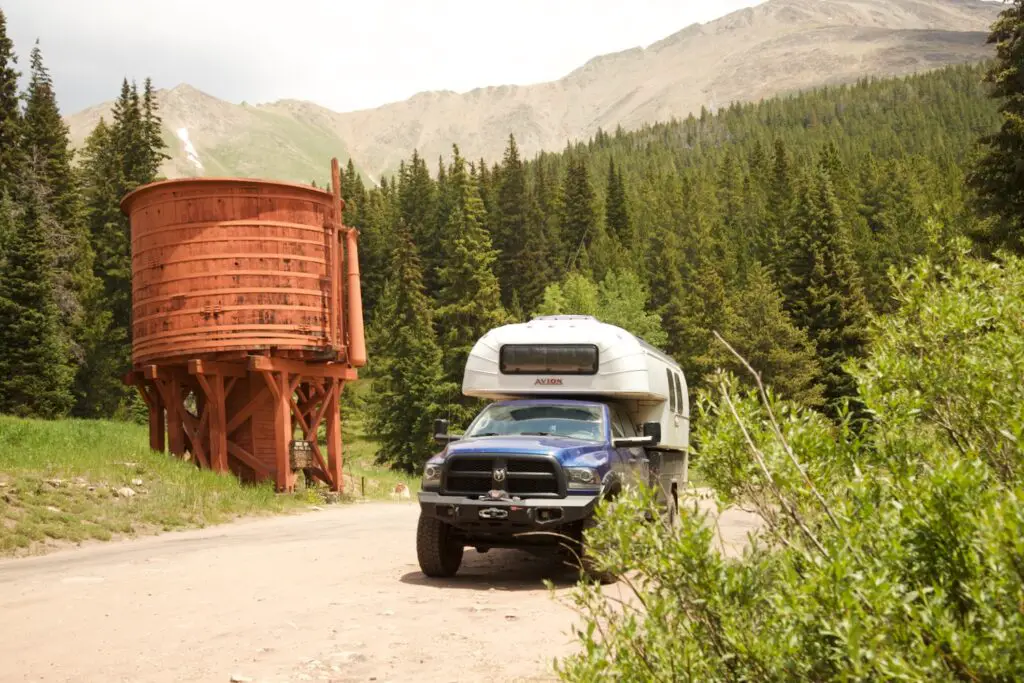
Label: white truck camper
xmin=415 ymin=315 xmax=692 ymax=579
xmin=462 ymin=314 xmax=690 ymax=498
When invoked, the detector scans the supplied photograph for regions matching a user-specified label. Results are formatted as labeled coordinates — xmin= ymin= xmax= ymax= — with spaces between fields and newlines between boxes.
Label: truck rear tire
xmin=416 ymin=513 xmax=464 ymax=578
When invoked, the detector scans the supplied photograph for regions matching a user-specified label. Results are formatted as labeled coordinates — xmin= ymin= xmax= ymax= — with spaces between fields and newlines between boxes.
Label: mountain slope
xmin=66 ymin=0 xmax=1002 ymax=184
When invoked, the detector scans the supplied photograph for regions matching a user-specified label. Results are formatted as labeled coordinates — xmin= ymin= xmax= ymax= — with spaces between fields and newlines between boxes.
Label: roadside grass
xmin=0 ymin=410 xmax=417 ymax=557
xmin=0 ymin=415 xmax=308 ymax=556
xmin=337 ymin=414 xmax=420 ymax=499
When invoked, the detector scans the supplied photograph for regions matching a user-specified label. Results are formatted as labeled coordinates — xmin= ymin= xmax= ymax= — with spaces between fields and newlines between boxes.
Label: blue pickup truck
xmin=414 ymin=316 xmax=690 ymax=580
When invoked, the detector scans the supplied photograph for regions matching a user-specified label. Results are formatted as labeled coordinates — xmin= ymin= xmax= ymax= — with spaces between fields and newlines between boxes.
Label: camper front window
xmin=465 ymin=403 xmax=604 ymax=442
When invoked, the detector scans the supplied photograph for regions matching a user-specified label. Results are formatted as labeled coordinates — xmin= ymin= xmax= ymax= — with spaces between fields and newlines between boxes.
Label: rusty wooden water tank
xmin=122 ymin=177 xmax=340 ymax=367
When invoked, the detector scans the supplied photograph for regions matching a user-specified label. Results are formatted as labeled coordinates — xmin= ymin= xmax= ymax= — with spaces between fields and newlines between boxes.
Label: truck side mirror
xmin=433 ymin=418 xmax=459 ymax=445
xmin=642 ymin=422 xmax=662 ymax=446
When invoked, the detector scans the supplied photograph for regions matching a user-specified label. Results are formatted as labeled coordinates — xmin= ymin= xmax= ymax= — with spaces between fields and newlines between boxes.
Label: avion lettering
xmin=534 ymin=378 xmax=564 ymax=386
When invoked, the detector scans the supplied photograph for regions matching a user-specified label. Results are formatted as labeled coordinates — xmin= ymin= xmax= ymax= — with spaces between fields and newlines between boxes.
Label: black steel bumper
xmin=418 ymin=490 xmax=598 ymax=535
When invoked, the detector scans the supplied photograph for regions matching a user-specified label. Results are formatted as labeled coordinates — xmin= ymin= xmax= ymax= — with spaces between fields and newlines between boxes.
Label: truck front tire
xmin=416 ymin=513 xmax=464 ymax=578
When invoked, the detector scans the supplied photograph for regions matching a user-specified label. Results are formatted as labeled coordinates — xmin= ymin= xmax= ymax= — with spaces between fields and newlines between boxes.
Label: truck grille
xmin=441 ymin=455 xmax=563 ymax=498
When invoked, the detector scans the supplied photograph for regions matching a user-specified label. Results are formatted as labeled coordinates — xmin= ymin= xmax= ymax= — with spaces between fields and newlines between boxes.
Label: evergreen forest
xmin=346 ymin=60 xmax=1010 ymax=472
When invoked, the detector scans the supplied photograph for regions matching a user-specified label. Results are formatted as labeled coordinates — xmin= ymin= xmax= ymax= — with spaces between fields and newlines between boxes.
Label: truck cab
xmin=415 ymin=315 xmax=689 ymax=580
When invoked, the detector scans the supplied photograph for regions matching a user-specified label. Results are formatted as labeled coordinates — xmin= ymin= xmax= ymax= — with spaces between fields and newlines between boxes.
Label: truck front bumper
xmin=418 ymin=490 xmax=598 ymax=536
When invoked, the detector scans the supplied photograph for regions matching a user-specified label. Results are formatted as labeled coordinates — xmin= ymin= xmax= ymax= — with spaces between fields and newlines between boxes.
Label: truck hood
xmin=438 ymin=435 xmax=609 ymax=467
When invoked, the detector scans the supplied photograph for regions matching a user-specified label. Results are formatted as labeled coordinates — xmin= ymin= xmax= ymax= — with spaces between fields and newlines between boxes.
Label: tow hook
xmin=533 ymin=508 xmax=564 ymax=524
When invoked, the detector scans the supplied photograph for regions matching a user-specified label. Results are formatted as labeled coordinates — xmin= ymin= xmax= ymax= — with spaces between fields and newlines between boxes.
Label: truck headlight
xmin=566 ymin=467 xmax=600 ymax=490
xmin=422 ymin=463 xmax=441 ymax=489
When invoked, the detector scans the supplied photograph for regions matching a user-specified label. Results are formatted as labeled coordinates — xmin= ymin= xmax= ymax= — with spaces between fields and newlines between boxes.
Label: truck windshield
xmin=464 ymin=403 xmax=604 ymax=442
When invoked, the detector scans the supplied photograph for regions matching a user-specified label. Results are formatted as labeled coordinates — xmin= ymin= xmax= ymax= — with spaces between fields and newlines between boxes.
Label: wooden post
xmin=277 ymin=371 xmax=293 ymax=492
xmin=211 ymin=375 xmax=228 ymax=473
xmin=326 ymin=379 xmax=343 ymax=492
xmin=144 ymin=383 xmax=165 ymax=453
xmin=166 ymin=380 xmax=186 ymax=457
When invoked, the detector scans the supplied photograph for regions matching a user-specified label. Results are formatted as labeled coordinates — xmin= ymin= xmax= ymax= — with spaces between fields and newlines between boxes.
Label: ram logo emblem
xmin=493 ymin=467 xmax=507 ymax=483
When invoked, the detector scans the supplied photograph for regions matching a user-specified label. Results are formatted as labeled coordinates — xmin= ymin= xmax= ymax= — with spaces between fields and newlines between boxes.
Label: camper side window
xmin=667 ymin=369 xmax=677 ymax=414
xmin=673 ymin=372 xmax=684 ymax=415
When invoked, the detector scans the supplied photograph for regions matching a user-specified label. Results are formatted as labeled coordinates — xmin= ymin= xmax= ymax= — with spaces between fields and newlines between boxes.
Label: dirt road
xmin=0 ymin=497 xmax=761 ymax=683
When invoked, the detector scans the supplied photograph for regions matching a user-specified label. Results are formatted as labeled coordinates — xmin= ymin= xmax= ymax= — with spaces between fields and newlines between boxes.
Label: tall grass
xmin=0 ymin=411 xmax=417 ymax=557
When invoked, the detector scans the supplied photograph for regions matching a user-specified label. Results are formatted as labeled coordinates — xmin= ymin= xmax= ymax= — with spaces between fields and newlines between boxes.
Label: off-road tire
xmin=416 ymin=513 xmax=464 ymax=578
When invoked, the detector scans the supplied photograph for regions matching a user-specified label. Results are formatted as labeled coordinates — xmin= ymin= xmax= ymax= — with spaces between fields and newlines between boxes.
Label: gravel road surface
xmin=0 ymin=497 xmax=761 ymax=683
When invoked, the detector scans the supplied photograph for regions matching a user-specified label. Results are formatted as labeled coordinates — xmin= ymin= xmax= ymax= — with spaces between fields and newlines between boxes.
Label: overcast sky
xmin=3 ymin=0 xmax=765 ymax=115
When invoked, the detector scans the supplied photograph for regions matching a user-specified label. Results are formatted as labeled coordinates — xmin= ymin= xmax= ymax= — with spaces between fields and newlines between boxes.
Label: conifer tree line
xmin=350 ymin=58 xmax=1013 ymax=472
xmin=0 ymin=10 xmax=167 ymax=418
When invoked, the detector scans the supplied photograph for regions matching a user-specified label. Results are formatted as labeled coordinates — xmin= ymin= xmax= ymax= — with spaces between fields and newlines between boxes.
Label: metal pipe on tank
xmin=344 ymin=225 xmax=367 ymax=367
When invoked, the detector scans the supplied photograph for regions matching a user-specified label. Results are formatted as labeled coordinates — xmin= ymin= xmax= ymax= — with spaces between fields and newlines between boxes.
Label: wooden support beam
xmin=226 ymin=442 xmax=270 ymax=478
xmin=148 ymin=386 xmax=165 ymax=453
xmin=226 ymin=386 xmax=271 ymax=436
xmin=188 ymin=359 xmax=248 ymax=378
xmin=193 ymin=370 xmax=232 ymax=475
xmin=179 ymin=405 xmax=210 ymax=469
xmin=276 ymin=371 xmax=293 ymax=492
xmin=167 ymin=380 xmax=186 ymax=457
xmin=248 ymin=355 xmax=357 ymax=380
xmin=305 ymin=467 xmax=333 ymax=488
xmin=212 ymin=375 xmax=228 ymax=473
xmin=326 ymin=379 xmax=343 ymax=493
xmin=290 ymin=395 xmax=312 ymax=437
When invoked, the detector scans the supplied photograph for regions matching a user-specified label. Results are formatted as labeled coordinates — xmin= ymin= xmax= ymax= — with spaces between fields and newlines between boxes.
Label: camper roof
xmin=462 ymin=315 xmax=683 ymax=401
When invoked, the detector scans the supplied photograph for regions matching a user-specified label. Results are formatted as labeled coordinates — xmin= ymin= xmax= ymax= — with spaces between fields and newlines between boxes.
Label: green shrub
xmin=555 ymin=241 xmax=1024 ymax=682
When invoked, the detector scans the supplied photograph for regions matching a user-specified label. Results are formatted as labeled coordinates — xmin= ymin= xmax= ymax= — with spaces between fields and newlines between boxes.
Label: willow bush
xmin=556 ymin=241 xmax=1024 ymax=682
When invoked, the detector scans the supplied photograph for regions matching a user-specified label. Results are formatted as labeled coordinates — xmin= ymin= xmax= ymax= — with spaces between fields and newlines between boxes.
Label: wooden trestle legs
xmin=125 ymin=356 xmax=356 ymax=493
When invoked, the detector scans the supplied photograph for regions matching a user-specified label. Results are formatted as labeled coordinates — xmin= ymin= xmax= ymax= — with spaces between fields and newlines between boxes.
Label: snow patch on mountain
xmin=176 ymin=127 xmax=204 ymax=170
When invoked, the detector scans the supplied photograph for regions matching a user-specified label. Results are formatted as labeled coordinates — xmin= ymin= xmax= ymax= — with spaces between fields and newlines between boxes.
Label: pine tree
xmin=398 ymin=150 xmax=439 ymax=291
xmin=766 ymin=138 xmax=794 ymax=278
xmin=673 ymin=256 xmax=733 ymax=395
xmin=494 ymin=133 xmax=526 ymax=304
xmin=356 ymin=184 xmax=396 ymax=324
xmin=966 ymin=0 xmax=1024 ymax=254
xmin=342 ymin=157 xmax=368 ymax=228
xmin=0 ymin=190 xmax=15 ymax=278
xmin=365 ymin=221 xmax=457 ymax=474
xmin=560 ymin=155 xmax=597 ymax=271
xmin=21 ymin=42 xmax=96 ymax=378
xmin=112 ymin=79 xmax=145 ymax=189
xmin=141 ymin=77 xmax=169 ymax=179
xmin=714 ymin=262 xmax=824 ymax=407
xmin=0 ymin=9 xmax=22 ymax=199
xmin=0 ymin=170 xmax=73 ymax=417
xmin=783 ymin=164 xmax=871 ymax=413
xmin=76 ymin=118 xmax=131 ymax=416
xmin=435 ymin=145 xmax=507 ymax=415
xmin=495 ymin=133 xmax=554 ymax=312
xmin=605 ymin=158 xmax=631 ymax=245
xmin=647 ymin=227 xmax=688 ymax=350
